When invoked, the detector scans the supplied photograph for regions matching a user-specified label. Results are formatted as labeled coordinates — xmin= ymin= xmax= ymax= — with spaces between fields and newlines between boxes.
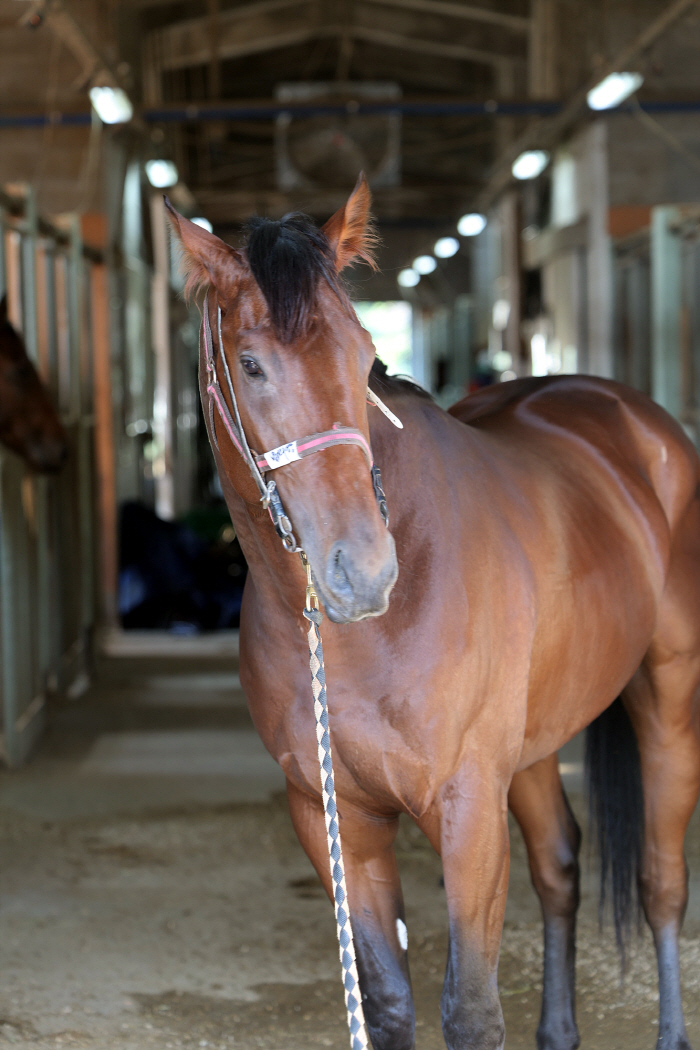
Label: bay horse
xmin=0 ymin=295 xmax=66 ymax=472
xmin=166 ymin=179 xmax=699 ymax=1050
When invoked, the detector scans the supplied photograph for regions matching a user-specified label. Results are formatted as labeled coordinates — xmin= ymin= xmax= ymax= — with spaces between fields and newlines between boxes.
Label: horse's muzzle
xmin=320 ymin=533 xmax=398 ymax=623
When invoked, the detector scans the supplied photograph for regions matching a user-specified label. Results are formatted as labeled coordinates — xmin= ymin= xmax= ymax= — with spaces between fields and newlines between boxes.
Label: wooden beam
xmin=39 ymin=1 xmax=121 ymax=90
xmin=148 ymin=0 xmax=518 ymax=73
xmin=149 ymin=0 xmax=321 ymax=70
xmin=206 ymin=0 xmax=221 ymax=100
xmin=350 ymin=24 xmax=520 ymax=67
xmin=163 ymin=24 xmax=331 ymax=71
xmin=144 ymin=0 xmax=306 ymax=14
xmin=359 ymin=0 xmax=529 ymax=34
xmin=528 ymin=0 xmax=558 ymax=99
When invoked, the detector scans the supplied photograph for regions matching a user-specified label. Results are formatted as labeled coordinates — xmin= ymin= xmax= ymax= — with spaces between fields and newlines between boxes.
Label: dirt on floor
xmin=0 ymin=654 xmax=699 ymax=1050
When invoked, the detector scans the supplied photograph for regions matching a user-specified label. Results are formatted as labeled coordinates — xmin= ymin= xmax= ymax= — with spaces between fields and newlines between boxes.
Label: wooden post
xmin=528 ymin=0 xmax=558 ymax=100
xmin=91 ymin=262 xmax=118 ymax=626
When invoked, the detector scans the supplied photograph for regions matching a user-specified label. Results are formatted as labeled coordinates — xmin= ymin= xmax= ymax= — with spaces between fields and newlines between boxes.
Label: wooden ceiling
xmin=8 ymin=0 xmax=698 ymax=294
xmin=125 ymin=0 xmax=537 ymax=231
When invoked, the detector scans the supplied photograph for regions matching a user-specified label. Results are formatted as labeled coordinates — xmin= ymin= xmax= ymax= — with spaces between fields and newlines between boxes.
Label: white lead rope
xmin=302 ymin=555 xmax=370 ymax=1050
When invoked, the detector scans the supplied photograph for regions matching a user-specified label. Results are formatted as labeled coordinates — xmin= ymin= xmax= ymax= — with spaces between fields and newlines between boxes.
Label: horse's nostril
xmin=328 ymin=545 xmax=353 ymax=598
xmin=331 ymin=550 xmax=348 ymax=592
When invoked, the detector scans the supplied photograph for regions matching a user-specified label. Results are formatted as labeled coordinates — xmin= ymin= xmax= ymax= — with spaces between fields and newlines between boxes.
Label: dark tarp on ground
xmin=118 ymin=501 xmax=247 ymax=633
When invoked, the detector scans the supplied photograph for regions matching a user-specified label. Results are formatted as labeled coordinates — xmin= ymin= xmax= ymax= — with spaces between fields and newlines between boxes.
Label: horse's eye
xmin=241 ymin=356 xmax=264 ymax=378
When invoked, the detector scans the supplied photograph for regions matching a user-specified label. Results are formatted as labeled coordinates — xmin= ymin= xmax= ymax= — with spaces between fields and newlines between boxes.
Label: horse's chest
xmin=244 ymin=643 xmax=486 ymax=818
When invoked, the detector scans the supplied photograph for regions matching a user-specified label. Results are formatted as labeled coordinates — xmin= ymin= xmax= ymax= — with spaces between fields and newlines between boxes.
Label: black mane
xmin=245 ymin=213 xmax=344 ymax=343
xmin=370 ymin=357 xmax=433 ymax=401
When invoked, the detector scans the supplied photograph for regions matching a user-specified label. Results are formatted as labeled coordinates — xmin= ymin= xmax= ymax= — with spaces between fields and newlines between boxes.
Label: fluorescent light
xmin=89 ymin=86 xmax=133 ymax=125
xmin=587 ymin=72 xmax=643 ymax=111
xmin=434 ymin=236 xmax=460 ymax=258
xmin=191 ymin=217 xmax=213 ymax=233
xmin=146 ymin=159 xmax=179 ymax=188
xmin=397 ymin=268 xmax=420 ymax=288
xmin=457 ymin=213 xmax=486 ymax=237
xmin=492 ymin=350 xmax=512 ymax=372
xmin=531 ymin=333 xmax=548 ymax=376
xmin=412 ymin=255 xmax=437 ymax=275
xmin=492 ymin=299 xmax=511 ymax=332
xmin=512 ymin=150 xmax=550 ymax=180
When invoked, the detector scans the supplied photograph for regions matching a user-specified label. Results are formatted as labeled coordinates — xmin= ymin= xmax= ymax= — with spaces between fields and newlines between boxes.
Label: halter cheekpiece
xmin=200 ymin=293 xmax=400 ymax=552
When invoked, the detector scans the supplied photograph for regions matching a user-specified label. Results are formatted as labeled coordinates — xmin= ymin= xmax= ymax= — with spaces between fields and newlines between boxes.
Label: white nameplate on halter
xmin=264 ymin=440 xmax=301 ymax=469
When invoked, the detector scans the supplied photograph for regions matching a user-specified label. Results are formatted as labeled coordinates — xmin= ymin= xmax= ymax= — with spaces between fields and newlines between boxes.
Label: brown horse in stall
xmin=0 ymin=295 xmax=66 ymax=471
xmin=167 ymin=179 xmax=700 ymax=1050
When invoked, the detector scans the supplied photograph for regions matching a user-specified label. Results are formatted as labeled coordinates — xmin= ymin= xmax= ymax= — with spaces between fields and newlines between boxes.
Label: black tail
xmin=585 ymin=696 xmax=645 ymax=961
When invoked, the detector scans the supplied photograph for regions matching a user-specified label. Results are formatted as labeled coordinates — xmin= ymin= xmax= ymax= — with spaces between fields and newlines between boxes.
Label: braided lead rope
xmin=302 ymin=596 xmax=369 ymax=1050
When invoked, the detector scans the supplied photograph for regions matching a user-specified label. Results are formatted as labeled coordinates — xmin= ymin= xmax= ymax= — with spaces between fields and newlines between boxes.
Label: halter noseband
xmin=201 ymin=294 xmax=400 ymax=552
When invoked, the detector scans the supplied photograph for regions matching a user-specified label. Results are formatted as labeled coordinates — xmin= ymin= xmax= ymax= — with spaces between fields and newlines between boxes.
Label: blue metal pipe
xmin=1 ymin=98 xmax=700 ymax=129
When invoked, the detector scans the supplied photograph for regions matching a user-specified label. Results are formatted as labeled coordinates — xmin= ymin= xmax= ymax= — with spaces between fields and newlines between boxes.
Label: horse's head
xmin=167 ymin=176 xmax=398 ymax=624
xmin=0 ymin=297 xmax=67 ymax=473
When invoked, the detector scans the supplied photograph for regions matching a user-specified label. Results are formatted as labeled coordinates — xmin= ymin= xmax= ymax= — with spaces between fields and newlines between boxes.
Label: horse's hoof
xmin=655 ymin=1035 xmax=693 ymax=1050
xmin=536 ymin=1023 xmax=580 ymax=1050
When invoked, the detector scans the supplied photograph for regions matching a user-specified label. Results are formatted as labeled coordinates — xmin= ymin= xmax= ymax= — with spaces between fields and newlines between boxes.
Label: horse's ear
xmin=322 ymin=172 xmax=378 ymax=273
xmin=164 ymin=198 xmax=244 ymax=301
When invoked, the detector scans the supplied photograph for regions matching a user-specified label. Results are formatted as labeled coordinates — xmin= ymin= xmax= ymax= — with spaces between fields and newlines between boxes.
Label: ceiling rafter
xmin=350 ymin=25 xmax=521 ymax=68
xmin=162 ymin=24 xmax=332 ymax=69
xmin=145 ymin=0 xmax=523 ymax=75
xmin=359 ymin=0 xmax=530 ymax=34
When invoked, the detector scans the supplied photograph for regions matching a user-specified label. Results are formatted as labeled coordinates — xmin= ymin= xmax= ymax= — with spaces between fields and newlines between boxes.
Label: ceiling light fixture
xmin=587 ymin=72 xmax=644 ymax=111
xmin=457 ymin=213 xmax=487 ymax=237
xmin=412 ymin=255 xmax=437 ymax=275
xmin=512 ymin=150 xmax=550 ymax=180
xmin=397 ymin=269 xmax=420 ymax=288
xmin=89 ymin=86 xmax=133 ymax=125
xmin=434 ymin=237 xmax=460 ymax=258
xmin=145 ymin=159 xmax=179 ymax=188
xmin=191 ymin=217 xmax=213 ymax=233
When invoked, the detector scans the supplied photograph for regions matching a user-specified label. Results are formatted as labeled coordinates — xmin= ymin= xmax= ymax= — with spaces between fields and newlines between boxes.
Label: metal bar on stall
xmin=150 ymin=191 xmax=175 ymax=520
xmin=64 ymin=216 xmax=95 ymax=645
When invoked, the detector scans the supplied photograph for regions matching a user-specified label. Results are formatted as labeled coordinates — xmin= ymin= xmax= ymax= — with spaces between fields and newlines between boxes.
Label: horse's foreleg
xmin=286 ymin=779 xmax=415 ymax=1050
xmin=423 ymin=772 xmax=510 ymax=1050
xmin=509 ymin=756 xmax=581 ymax=1050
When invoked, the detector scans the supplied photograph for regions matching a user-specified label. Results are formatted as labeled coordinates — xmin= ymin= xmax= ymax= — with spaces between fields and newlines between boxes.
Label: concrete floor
xmin=0 ymin=646 xmax=699 ymax=1050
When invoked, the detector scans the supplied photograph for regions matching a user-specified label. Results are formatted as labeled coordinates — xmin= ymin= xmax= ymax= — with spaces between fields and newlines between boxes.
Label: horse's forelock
xmin=245 ymin=213 xmax=342 ymax=343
